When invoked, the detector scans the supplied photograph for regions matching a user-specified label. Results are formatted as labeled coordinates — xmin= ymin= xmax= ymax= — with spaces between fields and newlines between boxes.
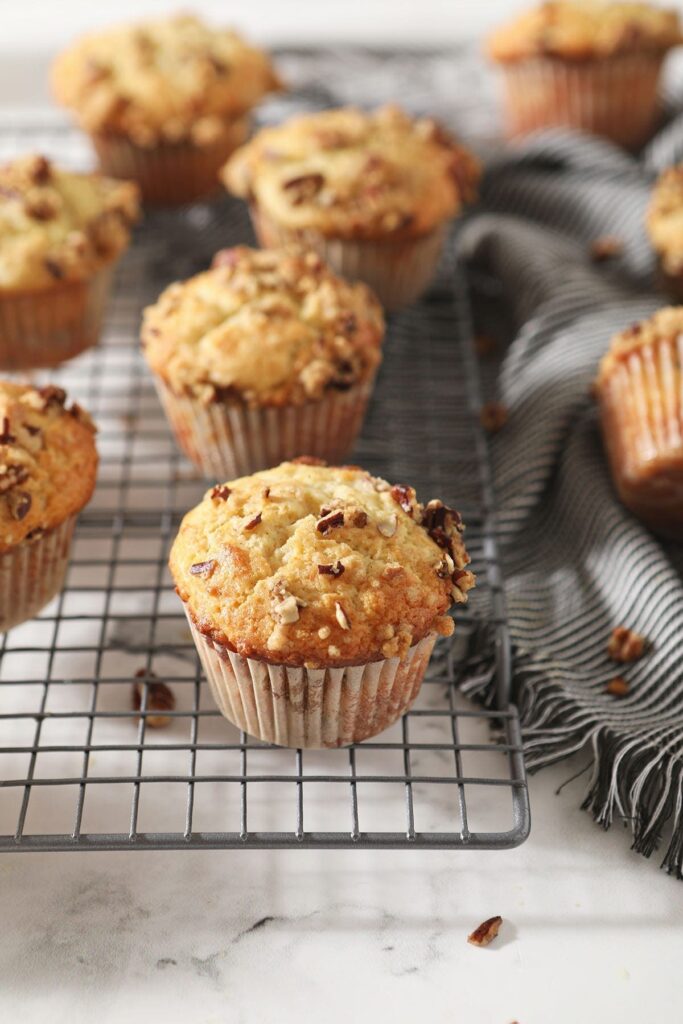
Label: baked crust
xmin=169 ymin=461 xmax=475 ymax=668
xmin=487 ymin=2 xmax=681 ymax=63
xmin=52 ymin=14 xmax=281 ymax=147
xmin=141 ymin=246 xmax=384 ymax=406
xmin=647 ymin=166 xmax=683 ymax=273
xmin=222 ymin=105 xmax=480 ymax=240
xmin=0 ymin=382 xmax=98 ymax=553
xmin=0 ymin=154 xmax=139 ymax=292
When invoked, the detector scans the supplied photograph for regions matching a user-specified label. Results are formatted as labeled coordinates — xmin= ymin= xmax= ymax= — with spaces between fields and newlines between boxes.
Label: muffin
xmin=487 ymin=2 xmax=682 ymax=148
xmin=647 ymin=166 xmax=683 ymax=299
xmin=595 ymin=307 xmax=683 ymax=540
xmin=0 ymin=155 xmax=138 ymax=371
xmin=222 ymin=105 xmax=480 ymax=311
xmin=141 ymin=246 xmax=384 ymax=479
xmin=52 ymin=14 xmax=281 ymax=205
xmin=0 ymin=382 xmax=98 ymax=631
xmin=170 ymin=459 xmax=475 ymax=747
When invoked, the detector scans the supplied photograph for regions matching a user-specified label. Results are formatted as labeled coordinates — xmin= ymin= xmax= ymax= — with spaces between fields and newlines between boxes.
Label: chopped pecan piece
xmin=44 ymin=257 xmax=64 ymax=280
xmin=607 ymin=626 xmax=646 ymax=663
xmin=474 ymin=334 xmax=497 ymax=357
xmin=390 ymin=484 xmax=415 ymax=516
xmin=318 ymin=561 xmax=345 ymax=578
xmin=376 ymin=513 xmax=397 ymax=538
xmin=189 ymin=560 xmax=216 ymax=577
xmin=244 ymin=512 xmax=262 ymax=531
xmin=29 ymin=155 xmax=51 ymax=185
xmin=0 ymin=417 xmax=15 ymax=445
xmin=133 ymin=669 xmax=175 ymax=729
xmin=480 ymin=401 xmax=508 ymax=433
xmin=606 ymin=676 xmax=629 ymax=697
xmin=467 ymin=916 xmax=503 ymax=947
xmin=6 ymin=490 xmax=31 ymax=521
xmin=317 ymin=509 xmax=345 ymax=534
xmin=210 ymin=484 xmax=231 ymax=501
xmin=38 ymin=385 xmax=66 ymax=409
xmin=590 ymin=236 xmax=624 ymax=262
xmin=282 ymin=172 xmax=325 ymax=205
xmin=350 ymin=509 xmax=368 ymax=528
xmin=24 ymin=197 xmax=57 ymax=221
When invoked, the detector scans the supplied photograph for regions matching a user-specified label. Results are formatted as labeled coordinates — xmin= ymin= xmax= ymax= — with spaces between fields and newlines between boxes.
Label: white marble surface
xmin=2 ymin=755 xmax=681 ymax=1024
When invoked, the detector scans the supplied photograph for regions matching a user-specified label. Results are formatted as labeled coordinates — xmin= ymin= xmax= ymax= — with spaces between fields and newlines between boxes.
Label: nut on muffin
xmin=0 ymin=154 xmax=139 ymax=292
xmin=169 ymin=459 xmax=475 ymax=669
xmin=51 ymin=13 xmax=281 ymax=149
xmin=222 ymin=104 xmax=480 ymax=241
xmin=487 ymin=1 xmax=682 ymax=62
xmin=141 ymin=245 xmax=384 ymax=406
xmin=0 ymin=382 xmax=97 ymax=553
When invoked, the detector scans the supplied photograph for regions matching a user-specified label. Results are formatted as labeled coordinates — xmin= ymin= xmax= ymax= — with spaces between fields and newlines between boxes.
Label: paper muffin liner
xmin=249 ymin=204 xmax=447 ymax=312
xmin=599 ymin=335 xmax=683 ymax=541
xmin=0 ymin=264 xmax=115 ymax=371
xmin=499 ymin=52 xmax=665 ymax=148
xmin=0 ymin=515 xmax=77 ymax=633
xmin=93 ymin=119 xmax=249 ymax=206
xmin=186 ymin=611 xmax=437 ymax=748
xmin=152 ymin=374 xmax=376 ymax=480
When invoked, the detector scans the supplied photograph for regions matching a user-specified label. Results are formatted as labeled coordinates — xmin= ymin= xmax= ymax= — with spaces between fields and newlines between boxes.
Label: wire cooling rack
xmin=0 ymin=114 xmax=529 ymax=852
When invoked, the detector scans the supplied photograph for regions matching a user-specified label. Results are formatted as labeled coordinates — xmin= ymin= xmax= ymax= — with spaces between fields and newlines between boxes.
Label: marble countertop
xmin=2 ymin=755 xmax=680 ymax=1024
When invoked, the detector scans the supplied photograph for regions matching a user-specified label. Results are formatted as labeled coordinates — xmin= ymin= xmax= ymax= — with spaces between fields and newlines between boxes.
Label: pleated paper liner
xmin=0 ymin=515 xmax=77 ymax=633
xmin=249 ymin=204 xmax=447 ymax=312
xmin=186 ymin=612 xmax=437 ymax=748
xmin=599 ymin=335 xmax=683 ymax=541
xmin=0 ymin=264 xmax=115 ymax=371
xmin=93 ymin=119 xmax=249 ymax=206
xmin=499 ymin=52 xmax=665 ymax=148
xmin=153 ymin=375 xmax=376 ymax=480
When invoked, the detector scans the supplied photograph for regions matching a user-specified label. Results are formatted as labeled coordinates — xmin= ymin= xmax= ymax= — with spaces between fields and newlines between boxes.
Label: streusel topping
xmin=0 ymin=155 xmax=139 ymax=290
xmin=169 ymin=460 xmax=475 ymax=668
xmin=52 ymin=14 xmax=281 ymax=147
xmin=222 ymin=105 xmax=480 ymax=239
xmin=488 ymin=2 xmax=681 ymax=62
xmin=0 ymin=382 xmax=98 ymax=553
xmin=647 ymin=166 xmax=683 ymax=273
xmin=141 ymin=246 xmax=384 ymax=405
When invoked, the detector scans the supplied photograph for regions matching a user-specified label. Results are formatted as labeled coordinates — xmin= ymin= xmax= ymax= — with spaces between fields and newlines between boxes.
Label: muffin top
xmin=52 ymin=14 xmax=281 ymax=147
xmin=169 ymin=460 xmax=475 ymax=668
xmin=647 ymin=166 xmax=683 ymax=272
xmin=0 ymin=382 xmax=98 ymax=554
xmin=0 ymin=154 xmax=139 ymax=291
xmin=595 ymin=306 xmax=683 ymax=387
xmin=222 ymin=105 xmax=480 ymax=240
xmin=487 ymin=2 xmax=681 ymax=62
xmin=141 ymin=246 xmax=385 ymax=405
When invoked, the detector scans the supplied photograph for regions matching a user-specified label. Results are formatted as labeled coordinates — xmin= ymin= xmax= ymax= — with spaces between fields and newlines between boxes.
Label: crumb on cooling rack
xmin=590 ymin=236 xmax=624 ymax=262
xmin=480 ymin=401 xmax=508 ymax=433
xmin=606 ymin=676 xmax=630 ymax=697
xmin=133 ymin=668 xmax=175 ymax=728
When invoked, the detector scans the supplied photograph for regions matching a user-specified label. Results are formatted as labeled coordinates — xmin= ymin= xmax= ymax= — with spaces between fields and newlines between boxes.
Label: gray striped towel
xmin=459 ymin=125 xmax=683 ymax=876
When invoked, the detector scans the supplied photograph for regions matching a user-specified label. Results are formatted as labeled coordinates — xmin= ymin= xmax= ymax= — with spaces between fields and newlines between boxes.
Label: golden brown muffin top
xmin=647 ymin=166 xmax=683 ymax=272
xmin=595 ymin=306 xmax=683 ymax=386
xmin=141 ymin=246 xmax=385 ymax=405
xmin=0 ymin=382 xmax=98 ymax=554
xmin=487 ymin=2 xmax=681 ymax=62
xmin=169 ymin=460 xmax=475 ymax=668
xmin=52 ymin=13 xmax=282 ymax=147
xmin=222 ymin=105 xmax=480 ymax=240
xmin=0 ymin=154 xmax=139 ymax=292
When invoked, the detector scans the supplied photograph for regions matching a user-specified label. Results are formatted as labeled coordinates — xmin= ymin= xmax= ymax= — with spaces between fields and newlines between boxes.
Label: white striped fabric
xmin=460 ymin=128 xmax=683 ymax=877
